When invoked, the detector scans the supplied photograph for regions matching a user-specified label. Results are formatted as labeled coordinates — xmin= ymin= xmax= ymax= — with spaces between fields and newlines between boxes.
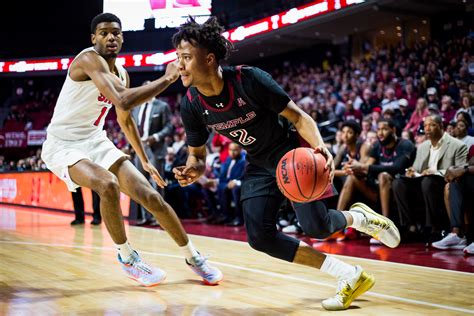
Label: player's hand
xmin=165 ymin=60 xmax=179 ymax=83
xmin=143 ymin=161 xmax=167 ymax=188
xmin=315 ymin=146 xmax=335 ymax=183
xmin=173 ymin=164 xmax=205 ymax=187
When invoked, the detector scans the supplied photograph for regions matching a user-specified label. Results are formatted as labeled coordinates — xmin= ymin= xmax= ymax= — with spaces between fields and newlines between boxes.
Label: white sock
xmin=347 ymin=211 xmax=365 ymax=229
xmin=320 ymin=256 xmax=357 ymax=280
xmin=116 ymin=241 xmax=134 ymax=262
xmin=180 ymin=240 xmax=199 ymax=261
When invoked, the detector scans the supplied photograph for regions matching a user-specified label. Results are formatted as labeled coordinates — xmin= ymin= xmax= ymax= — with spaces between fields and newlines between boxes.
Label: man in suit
xmin=212 ymin=143 xmax=246 ymax=226
xmin=131 ymin=81 xmax=173 ymax=226
xmin=392 ymin=114 xmax=468 ymax=243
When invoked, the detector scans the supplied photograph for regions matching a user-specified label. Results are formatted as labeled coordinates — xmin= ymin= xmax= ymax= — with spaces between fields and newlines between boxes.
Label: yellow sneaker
xmin=350 ymin=202 xmax=401 ymax=248
xmin=322 ymin=265 xmax=375 ymax=311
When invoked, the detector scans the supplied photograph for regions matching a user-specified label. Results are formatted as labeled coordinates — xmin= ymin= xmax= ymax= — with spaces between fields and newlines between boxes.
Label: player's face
xmin=176 ymin=39 xmax=211 ymax=88
xmin=91 ymin=22 xmax=123 ymax=59
xmin=341 ymin=126 xmax=356 ymax=144
xmin=377 ymin=122 xmax=394 ymax=145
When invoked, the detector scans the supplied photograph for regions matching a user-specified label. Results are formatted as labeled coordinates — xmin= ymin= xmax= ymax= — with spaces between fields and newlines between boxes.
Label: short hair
xmin=428 ymin=114 xmax=443 ymax=126
xmin=172 ymin=16 xmax=234 ymax=62
xmin=341 ymin=120 xmax=361 ymax=135
xmin=91 ymin=13 xmax=121 ymax=33
xmin=378 ymin=118 xmax=396 ymax=129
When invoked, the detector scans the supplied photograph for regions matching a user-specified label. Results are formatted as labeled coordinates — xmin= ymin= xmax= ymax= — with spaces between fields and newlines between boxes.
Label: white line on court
xmin=1 ymin=239 xmax=473 ymax=314
xmin=4 ymin=205 xmax=474 ymax=277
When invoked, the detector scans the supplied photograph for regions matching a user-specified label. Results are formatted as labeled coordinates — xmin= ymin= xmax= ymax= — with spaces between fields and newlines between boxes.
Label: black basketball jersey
xmin=180 ymin=66 xmax=297 ymax=168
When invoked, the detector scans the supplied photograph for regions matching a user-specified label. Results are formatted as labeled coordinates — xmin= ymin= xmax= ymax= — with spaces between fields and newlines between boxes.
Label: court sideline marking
xmin=0 ymin=239 xmax=472 ymax=314
xmin=4 ymin=206 xmax=473 ymax=276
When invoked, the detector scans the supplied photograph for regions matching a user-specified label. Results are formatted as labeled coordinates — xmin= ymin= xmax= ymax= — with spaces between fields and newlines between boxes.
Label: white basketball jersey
xmin=47 ymin=47 xmax=127 ymax=140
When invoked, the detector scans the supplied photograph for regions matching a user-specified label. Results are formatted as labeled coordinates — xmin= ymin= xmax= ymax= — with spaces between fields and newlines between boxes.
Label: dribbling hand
xmin=314 ymin=146 xmax=335 ymax=183
xmin=143 ymin=162 xmax=167 ymax=188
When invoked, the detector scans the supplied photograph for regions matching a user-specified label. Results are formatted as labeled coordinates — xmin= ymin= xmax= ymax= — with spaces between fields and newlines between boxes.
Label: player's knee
xmin=95 ymin=175 xmax=120 ymax=199
xmin=143 ymin=192 xmax=166 ymax=213
xmin=378 ymin=172 xmax=392 ymax=186
xmin=247 ymin=230 xmax=275 ymax=253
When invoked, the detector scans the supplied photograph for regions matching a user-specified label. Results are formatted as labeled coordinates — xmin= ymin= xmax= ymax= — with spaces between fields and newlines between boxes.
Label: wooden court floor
xmin=1 ymin=205 xmax=473 ymax=315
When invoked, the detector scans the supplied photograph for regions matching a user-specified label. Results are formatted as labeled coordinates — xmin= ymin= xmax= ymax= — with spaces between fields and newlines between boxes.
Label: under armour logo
xmin=215 ymin=102 xmax=224 ymax=108
xmin=237 ymin=97 xmax=246 ymax=107
xmin=203 ymin=110 xmax=209 ymax=115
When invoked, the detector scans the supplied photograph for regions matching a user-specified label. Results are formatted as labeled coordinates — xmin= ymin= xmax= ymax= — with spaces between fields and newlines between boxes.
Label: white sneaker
xmin=463 ymin=242 xmax=474 ymax=255
xmin=321 ymin=265 xmax=375 ymax=311
xmin=349 ymin=203 xmax=400 ymax=248
xmin=432 ymin=233 xmax=467 ymax=250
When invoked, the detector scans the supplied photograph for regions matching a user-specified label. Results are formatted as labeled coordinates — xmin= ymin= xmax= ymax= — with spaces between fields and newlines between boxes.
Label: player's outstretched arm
xmin=280 ymin=101 xmax=335 ymax=182
xmin=173 ymin=144 xmax=207 ymax=187
xmin=77 ymin=52 xmax=179 ymax=111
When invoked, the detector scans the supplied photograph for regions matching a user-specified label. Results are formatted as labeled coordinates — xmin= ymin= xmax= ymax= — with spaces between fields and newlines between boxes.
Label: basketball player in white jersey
xmin=41 ymin=13 xmax=223 ymax=286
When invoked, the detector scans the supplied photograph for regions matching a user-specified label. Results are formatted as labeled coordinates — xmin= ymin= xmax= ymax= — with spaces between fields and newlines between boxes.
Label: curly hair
xmin=172 ymin=16 xmax=234 ymax=62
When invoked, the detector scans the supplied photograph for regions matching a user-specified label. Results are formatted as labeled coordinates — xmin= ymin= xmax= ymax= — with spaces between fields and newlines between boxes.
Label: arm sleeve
xmin=368 ymin=141 xmax=415 ymax=176
xmin=180 ymin=97 xmax=210 ymax=147
xmin=242 ymin=67 xmax=291 ymax=113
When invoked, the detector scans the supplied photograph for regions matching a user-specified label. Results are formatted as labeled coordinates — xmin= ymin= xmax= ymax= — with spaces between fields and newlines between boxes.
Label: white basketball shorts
xmin=41 ymin=131 xmax=129 ymax=192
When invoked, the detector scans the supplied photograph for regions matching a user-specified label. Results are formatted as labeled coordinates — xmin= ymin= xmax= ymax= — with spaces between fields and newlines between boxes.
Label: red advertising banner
xmin=0 ymin=171 xmax=130 ymax=216
xmin=0 ymin=131 xmax=27 ymax=148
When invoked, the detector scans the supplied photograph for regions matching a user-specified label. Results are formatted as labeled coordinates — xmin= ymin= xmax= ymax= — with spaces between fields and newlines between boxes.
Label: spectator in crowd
xmin=454 ymin=117 xmax=474 ymax=148
xmin=455 ymin=94 xmax=473 ymax=124
xmin=131 ymin=81 xmax=173 ymax=226
xmin=439 ymin=95 xmax=457 ymax=126
xmin=426 ymin=87 xmax=438 ymax=105
xmin=359 ymin=88 xmax=377 ymax=115
xmin=392 ymin=114 xmax=468 ymax=243
xmin=432 ymin=156 xmax=474 ymax=254
xmin=213 ymin=143 xmax=246 ymax=226
xmin=404 ymin=98 xmax=429 ymax=135
xmin=338 ymin=120 xmax=415 ymax=236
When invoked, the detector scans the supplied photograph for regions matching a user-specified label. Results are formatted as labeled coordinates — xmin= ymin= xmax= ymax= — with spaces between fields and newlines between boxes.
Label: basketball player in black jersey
xmin=171 ymin=17 xmax=400 ymax=310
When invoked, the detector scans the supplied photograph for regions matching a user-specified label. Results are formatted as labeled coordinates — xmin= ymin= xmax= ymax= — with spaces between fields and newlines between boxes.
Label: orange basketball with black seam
xmin=276 ymin=147 xmax=330 ymax=203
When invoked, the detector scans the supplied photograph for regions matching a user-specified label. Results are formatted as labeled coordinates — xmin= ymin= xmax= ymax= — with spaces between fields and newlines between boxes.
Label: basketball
xmin=276 ymin=147 xmax=330 ymax=203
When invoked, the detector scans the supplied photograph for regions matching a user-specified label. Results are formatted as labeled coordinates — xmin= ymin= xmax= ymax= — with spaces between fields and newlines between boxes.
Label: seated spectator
xmin=359 ymin=88 xmax=378 ymax=115
xmin=396 ymin=98 xmax=412 ymax=129
xmin=446 ymin=121 xmax=456 ymax=137
xmin=392 ymin=114 xmax=468 ymax=243
xmin=440 ymin=95 xmax=457 ymax=126
xmin=338 ymin=119 xmax=415 ymax=226
xmin=456 ymin=111 xmax=474 ymax=136
xmin=455 ymin=94 xmax=473 ymax=124
xmin=426 ymin=87 xmax=438 ymax=105
xmin=454 ymin=117 xmax=474 ymax=148
xmin=209 ymin=143 xmax=246 ymax=226
xmin=333 ymin=120 xmax=367 ymax=182
xmin=404 ymin=98 xmax=429 ymax=135
xmin=432 ymin=156 xmax=474 ymax=254
xmin=343 ymin=99 xmax=362 ymax=124
xmin=381 ymin=88 xmax=399 ymax=112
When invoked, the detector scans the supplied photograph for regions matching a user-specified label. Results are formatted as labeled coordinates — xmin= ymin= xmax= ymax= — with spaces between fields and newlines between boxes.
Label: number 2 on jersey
xmin=229 ymin=128 xmax=256 ymax=145
xmin=93 ymin=106 xmax=108 ymax=126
